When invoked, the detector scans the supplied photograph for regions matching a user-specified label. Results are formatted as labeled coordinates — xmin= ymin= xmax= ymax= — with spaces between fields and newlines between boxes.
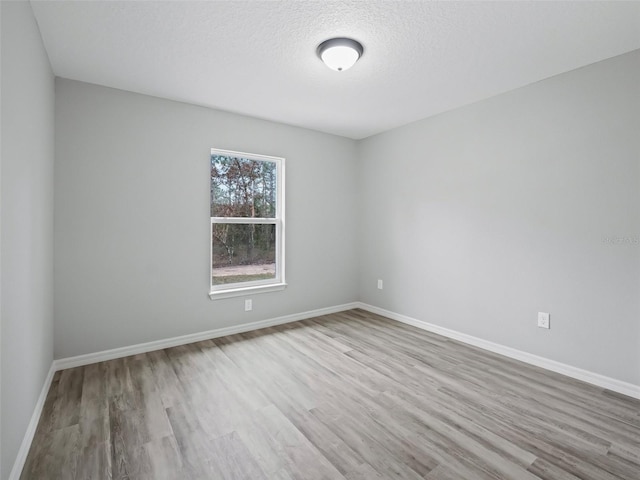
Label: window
xmin=209 ymin=148 xmax=285 ymax=299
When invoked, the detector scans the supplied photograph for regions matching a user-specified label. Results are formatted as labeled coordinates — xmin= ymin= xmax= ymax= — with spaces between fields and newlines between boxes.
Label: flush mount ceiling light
xmin=317 ymin=37 xmax=363 ymax=72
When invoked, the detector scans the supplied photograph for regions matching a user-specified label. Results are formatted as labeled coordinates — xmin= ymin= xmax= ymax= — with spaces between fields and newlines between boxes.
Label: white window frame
xmin=209 ymin=148 xmax=286 ymax=300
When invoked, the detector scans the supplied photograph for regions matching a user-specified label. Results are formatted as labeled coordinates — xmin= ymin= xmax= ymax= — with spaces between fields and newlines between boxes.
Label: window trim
xmin=209 ymin=148 xmax=286 ymax=300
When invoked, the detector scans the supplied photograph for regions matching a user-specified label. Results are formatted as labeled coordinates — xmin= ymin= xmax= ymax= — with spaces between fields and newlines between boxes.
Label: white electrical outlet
xmin=245 ymin=299 xmax=252 ymax=312
xmin=377 ymin=279 xmax=383 ymax=290
xmin=537 ymin=312 xmax=550 ymax=329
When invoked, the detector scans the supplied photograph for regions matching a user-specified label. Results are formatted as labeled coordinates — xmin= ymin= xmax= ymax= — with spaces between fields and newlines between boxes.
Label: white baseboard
xmin=355 ymin=302 xmax=640 ymax=400
xmin=53 ymin=302 xmax=360 ymax=371
xmin=9 ymin=364 xmax=56 ymax=480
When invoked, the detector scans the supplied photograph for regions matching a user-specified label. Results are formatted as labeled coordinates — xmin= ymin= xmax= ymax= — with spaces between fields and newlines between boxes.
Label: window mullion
xmin=211 ymin=217 xmax=278 ymax=224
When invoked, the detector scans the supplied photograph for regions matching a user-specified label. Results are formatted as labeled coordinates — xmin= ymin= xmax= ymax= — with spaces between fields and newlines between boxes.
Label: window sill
xmin=209 ymin=282 xmax=287 ymax=300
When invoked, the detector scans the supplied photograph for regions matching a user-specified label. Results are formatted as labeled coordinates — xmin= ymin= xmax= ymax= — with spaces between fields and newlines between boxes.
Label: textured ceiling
xmin=31 ymin=1 xmax=640 ymax=139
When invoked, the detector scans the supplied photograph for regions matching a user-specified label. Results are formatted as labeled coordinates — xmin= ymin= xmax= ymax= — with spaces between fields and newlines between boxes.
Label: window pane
xmin=212 ymin=223 xmax=276 ymax=285
xmin=211 ymin=154 xmax=277 ymax=218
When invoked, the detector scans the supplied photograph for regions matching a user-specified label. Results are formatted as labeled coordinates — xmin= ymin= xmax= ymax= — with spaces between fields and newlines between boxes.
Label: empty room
xmin=1 ymin=1 xmax=639 ymax=479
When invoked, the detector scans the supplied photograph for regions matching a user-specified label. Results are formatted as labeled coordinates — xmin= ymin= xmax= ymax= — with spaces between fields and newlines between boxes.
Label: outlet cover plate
xmin=537 ymin=312 xmax=550 ymax=329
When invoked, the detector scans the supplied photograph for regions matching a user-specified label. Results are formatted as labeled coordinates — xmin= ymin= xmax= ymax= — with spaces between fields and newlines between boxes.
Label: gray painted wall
xmin=54 ymin=78 xmax=359 ymax=358
xmin=359 ymin=50 xmax=640 ymax=385
xmin=1 ymin=2 xmax=55 ymax=478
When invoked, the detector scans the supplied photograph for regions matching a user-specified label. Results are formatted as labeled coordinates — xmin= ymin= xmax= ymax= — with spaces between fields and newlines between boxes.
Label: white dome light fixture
xmin=317 ymin=37 xmax=363 ymax=72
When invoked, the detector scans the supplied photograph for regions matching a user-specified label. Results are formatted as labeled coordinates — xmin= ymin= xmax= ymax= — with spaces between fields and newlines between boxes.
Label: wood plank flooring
xmin=20 ymin=309 xmax=640 ymax=479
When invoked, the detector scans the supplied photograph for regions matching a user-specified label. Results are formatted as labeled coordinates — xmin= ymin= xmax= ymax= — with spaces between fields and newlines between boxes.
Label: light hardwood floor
xmin=21 ymin=309 xmax=640 ymax=479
